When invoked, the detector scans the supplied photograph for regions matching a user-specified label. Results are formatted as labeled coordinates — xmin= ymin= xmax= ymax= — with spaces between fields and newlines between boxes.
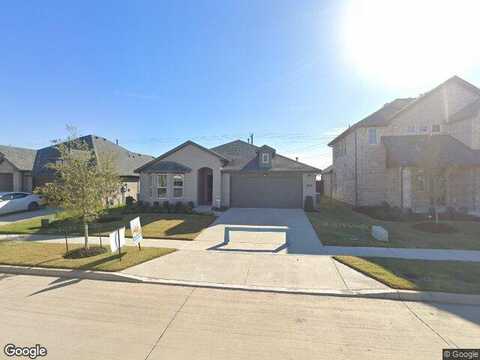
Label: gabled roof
xmin=34 ymin=135 xmax=154 ymax=178
xmin=329 ymin=75 xmax=480 ymax=146
xmin=449 ymin=97 xmax=480 ymax=123
xmin=322 ymin=165 xmax=333 ymax=174
xmin=328 ymin=98 xmax=415 ymax=146
xmin=382 ymin=134 xmax=480 ymax=168
xmin=140 ymin=161 xmax=191 ymax=174
xmin=212 ymin=140 xmax=321 ymax=173
xmin=0 ymin=145 xmax=37 ymax=171
xmin=135 ymin=140 xmax=228 ymax=173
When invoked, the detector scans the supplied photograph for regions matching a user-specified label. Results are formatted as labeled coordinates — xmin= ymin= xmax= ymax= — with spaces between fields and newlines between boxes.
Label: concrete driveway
xmin=196 ymin=208 xmax=323 ymax=254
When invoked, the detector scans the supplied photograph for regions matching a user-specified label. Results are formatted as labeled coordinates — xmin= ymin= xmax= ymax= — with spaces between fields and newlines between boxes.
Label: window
xmin=407 ymin=125 xmax=416 ymax=134
xmin=261 ymin=153 xmax=270 ymax=164
xmin=368 ymin=128 xmax=378 ymax=145
xmin=432 ymin=124 xmax=441 ymax=133
xmin=12 ymin=193 xmax=28 ymax=199
xmin=157 ymin=174 xmax=167 ymax=198
xmin=416 ymin=175 xmax=426 ymax=192
xmin=173 ymin=174 xmax=184 ymax=198
xmin=419 ymin=125 xmax=429 ymax=133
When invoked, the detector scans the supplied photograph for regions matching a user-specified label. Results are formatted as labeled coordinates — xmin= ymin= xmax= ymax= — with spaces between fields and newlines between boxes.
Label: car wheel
xmin=28 ymin=202 xmax=39 ymax=211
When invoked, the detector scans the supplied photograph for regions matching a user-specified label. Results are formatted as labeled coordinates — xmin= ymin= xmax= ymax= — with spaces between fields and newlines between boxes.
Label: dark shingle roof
xmin=382 ymin=135 xmax=480 ymax=168
xmin=33 ymin=135 xmax=154 ymax=178
xmin=140 ymin=161 xmax=191 ymax=174
xmin=329 ymin=98 xmax=415 ymax=146
xmin=449 ymin=98 xmax=480 ymax=123
xmin=135 ymin=140 xmax=228 ymax=173
xmin=0 ymin=145 xmax=37 ymax=171
xmin=211 ymin=140 xmax=321 ymax=173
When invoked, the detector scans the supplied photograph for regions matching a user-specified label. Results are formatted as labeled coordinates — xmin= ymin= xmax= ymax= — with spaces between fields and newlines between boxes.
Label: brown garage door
xmin=0 ymin=173 xmax=13 ymax=192
xmin=230 ymin=173 xmax=303 ymax=208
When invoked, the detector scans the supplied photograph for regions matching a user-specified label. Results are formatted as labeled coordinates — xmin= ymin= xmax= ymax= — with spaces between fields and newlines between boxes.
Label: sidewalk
xmin=319 ymin=246 xmax=480 ymax=262
xmin=2 ymin=233 xmax=480 ymax=262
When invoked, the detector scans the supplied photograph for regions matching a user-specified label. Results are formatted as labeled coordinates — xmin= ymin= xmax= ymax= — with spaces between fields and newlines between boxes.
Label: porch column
xmin=402 ymin=167 xmax=413 ymax=209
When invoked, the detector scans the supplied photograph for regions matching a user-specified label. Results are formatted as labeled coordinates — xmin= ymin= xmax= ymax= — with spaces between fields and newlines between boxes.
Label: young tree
xmin=418 ymin=136 xmax=445 ymax=224
xmin=37 ymin=135 xmax=121 ymax=248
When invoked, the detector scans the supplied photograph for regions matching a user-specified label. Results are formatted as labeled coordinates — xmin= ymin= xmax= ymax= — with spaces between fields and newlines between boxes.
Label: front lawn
xmin=0 ymin=212 xmax=216 ymax=240
xmin=0 ymin=241 xmax=176 ymax=272
xmin=307 ymin=199 xmax=480 ymax=250
xmin=334 ymin=256 xmax=480 ymax=294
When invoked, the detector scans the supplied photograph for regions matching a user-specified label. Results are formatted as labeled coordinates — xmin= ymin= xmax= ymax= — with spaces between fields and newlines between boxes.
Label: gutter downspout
xmin=354 ymin=130 xmax=359 ymax=207
xmin=400 ymin=167 xmax=404 ymax=209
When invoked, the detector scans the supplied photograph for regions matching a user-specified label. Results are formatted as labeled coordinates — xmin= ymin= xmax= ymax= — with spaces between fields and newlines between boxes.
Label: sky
xmin=2 ymin=0 xmax=480 ymax=169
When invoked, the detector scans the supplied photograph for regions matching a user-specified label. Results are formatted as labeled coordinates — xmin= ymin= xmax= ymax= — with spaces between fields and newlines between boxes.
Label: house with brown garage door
xmin=0 ymin=145 xmax=37 ymax=192
xmin=135 ymin=140 xmax=321 ymax=208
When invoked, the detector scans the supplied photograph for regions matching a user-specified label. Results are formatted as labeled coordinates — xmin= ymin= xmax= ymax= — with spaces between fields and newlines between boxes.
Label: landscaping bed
xmin=307 ymin=198 xmax=480 ymax=250
xmin=0 ymin=211 xmax=216 ymax=240
xmin=0 ymin=241 xmax=176 ymax=272
xmin=334 ymin=256 xmax=480 ymax=294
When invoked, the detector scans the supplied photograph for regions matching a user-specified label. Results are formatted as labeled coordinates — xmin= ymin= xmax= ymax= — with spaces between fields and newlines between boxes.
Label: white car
xmin=0 ymin=192 xmax=47 ymax=215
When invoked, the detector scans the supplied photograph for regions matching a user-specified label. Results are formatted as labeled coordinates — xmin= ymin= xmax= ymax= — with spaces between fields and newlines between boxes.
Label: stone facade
xmin=325 ymin=77 xmax=480 ymax=213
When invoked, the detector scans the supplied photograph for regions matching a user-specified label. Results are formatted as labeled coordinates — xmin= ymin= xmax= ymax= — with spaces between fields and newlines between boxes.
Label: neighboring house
xmin=33 ymin=135 xmax=154 ymax=202
xmin=0 ymin=145 xmax=37 ymax=192
xmin=324 ymin=75 xmax=480 ymax=213
xmin=135 ymin=140 xmax=320 ymax=208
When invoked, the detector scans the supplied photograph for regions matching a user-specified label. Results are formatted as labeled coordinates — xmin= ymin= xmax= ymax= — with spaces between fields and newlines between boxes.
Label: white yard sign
xmin=109 ymin=227 xmax=126 ymax=253
xmin=129 ymin=217 xmax=143 ymax=245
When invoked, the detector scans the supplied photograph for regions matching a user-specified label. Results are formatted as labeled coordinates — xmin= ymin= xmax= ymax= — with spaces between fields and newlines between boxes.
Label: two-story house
xmin=323 ymin=76 xmax=480 ymax=214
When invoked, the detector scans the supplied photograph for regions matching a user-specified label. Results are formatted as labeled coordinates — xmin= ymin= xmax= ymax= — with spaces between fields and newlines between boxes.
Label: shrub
xmin=96 ymin=215 xmax=123 ymax=223
xmin=446 ymin=206 xmax=457 ymax=220
xmin=380 ymin=201 xmax=391 ymax=210
xmin=187 ymin=201 xmax=195 ymax=209
xmin=174 ymin=201 xmax=186 ymax=213
xmin=304 ymin=196 xmax=315 ymax=212
xmin=125 ymin=196 xmax=135 ymax=207
xmin=412 ymin=222 xmax=458 ymax=234
xmin=64 ymin=246 xmax=108 ymax=259
xmin=163 ymin=201 xmax=170 ymax=213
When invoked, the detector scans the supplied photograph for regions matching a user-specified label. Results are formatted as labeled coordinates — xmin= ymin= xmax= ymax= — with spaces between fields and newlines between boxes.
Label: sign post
xmin=129 ymin=217 xmax=143 ymax=251
xmin=110 ymin=227 xmax=126 ymax=260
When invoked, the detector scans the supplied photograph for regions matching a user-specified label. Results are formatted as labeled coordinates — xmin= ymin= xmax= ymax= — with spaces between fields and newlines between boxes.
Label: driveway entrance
xmin=196 ymin=208 xmax=323 ymax=254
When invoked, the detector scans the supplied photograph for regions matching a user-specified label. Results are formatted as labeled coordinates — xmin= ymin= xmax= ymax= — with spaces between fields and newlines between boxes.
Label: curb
xmin=1 ymin=265 xmax=479 ymax=306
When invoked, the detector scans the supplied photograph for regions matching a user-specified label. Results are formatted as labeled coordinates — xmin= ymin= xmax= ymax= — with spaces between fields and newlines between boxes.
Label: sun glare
xmin=341 ymin=0 xmax=480 ymax=89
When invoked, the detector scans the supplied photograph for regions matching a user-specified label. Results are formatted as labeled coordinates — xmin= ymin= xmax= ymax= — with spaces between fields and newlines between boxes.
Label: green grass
xmin=0 ymin=241 xmax=176 ymax=272
xmin=307 ymin=198 xmax=480 ymax=250
xmin=0 ymin=212 xmax=216 ymax=240
xmin=334 ymin=256 xmax=480 ymax=294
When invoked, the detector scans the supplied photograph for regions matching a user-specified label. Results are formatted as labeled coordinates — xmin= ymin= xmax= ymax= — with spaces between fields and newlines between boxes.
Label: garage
xmin=230 ymin=172 xmax=303 ymax=208
xmin=0 ymin=173 xmax=13 ymax=192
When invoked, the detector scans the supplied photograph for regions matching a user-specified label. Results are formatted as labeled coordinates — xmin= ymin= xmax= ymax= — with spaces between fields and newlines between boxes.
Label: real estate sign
xmin=130 ymin=217 xmax=143 ymax=245
xmin=109 ymin=227 xmax=126 ymax=253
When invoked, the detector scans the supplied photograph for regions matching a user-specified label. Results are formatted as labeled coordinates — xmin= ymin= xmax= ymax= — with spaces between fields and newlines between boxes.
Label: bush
xmin=380 ymin=201 xmax=391 ymax=210
xmin=64 ymin=246 xmax=108 ymax=259
xmin=163 ymin=201 xmax=170 ymax=213
xmin=212 ymin=206 xmax=228 ymax=212
xmin=187 ymin=201 xmax=195 ymax=209
xmin=174 ymin=201 xmax=186 ymax=213
xmin=412 ymin=222 xmax=458 ymax=234
xmin=304 ymin=196 xmax=315 ymax=212
xmin=125 ymin=196 xmax=135 ymax=207
xmin=96 ymin=215 xmax=123 ymax=223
